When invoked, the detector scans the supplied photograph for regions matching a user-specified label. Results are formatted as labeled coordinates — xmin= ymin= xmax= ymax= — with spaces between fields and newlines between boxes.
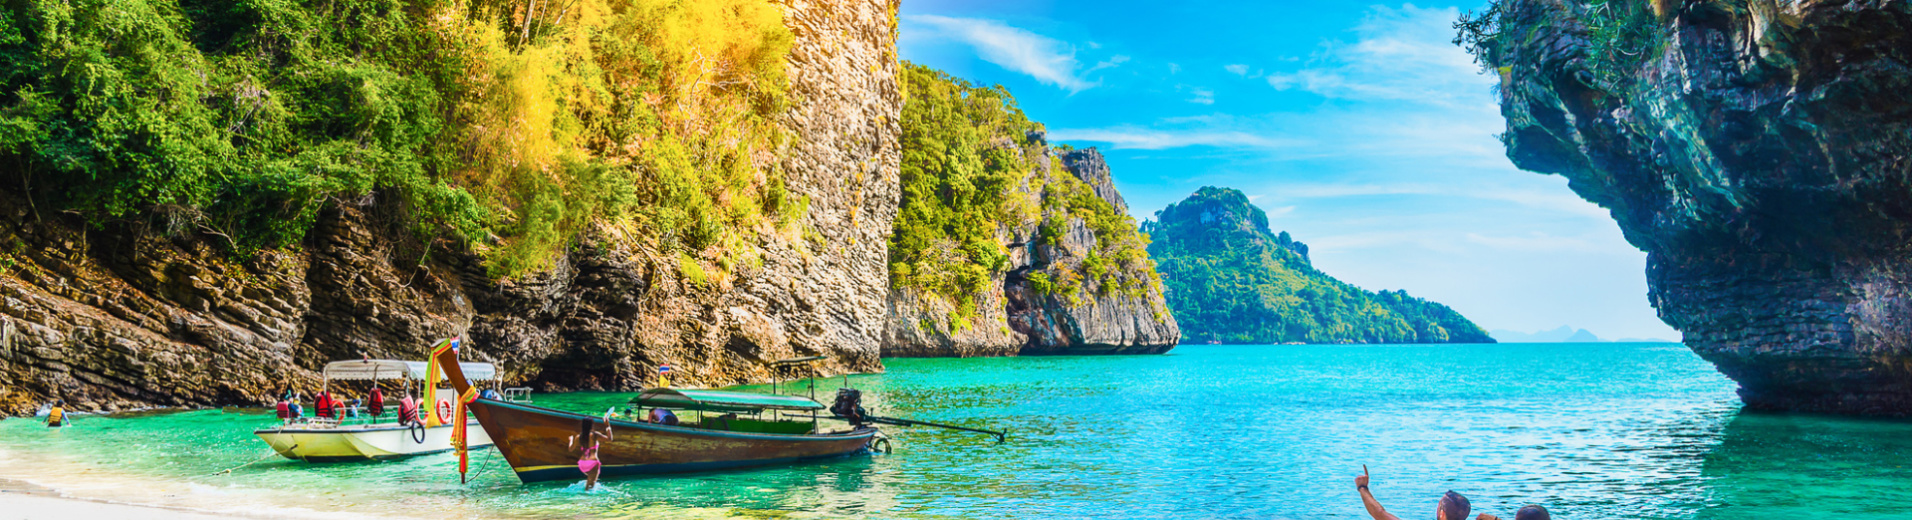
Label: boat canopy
xmin=322 ymin=360 xmax=498 ymax=381
xmin=632 ymin=388 xmax=826 ymax=413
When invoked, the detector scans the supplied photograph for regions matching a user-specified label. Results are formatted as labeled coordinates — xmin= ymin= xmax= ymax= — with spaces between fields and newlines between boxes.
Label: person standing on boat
xmin=42 ymin=400 xmax=67 ymax=428
xmin=570 ymin=414 xmax=614 ymax=491
xmin=1354 ymin=466 xmax=1471 ymax=520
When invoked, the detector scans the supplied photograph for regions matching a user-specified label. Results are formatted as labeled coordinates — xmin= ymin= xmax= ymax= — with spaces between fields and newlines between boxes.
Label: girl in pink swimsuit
xmin=571 ymin=416 xmax=613 ymax=490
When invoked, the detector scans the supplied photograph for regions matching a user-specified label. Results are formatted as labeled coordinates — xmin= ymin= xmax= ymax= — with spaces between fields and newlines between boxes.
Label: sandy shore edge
xmin=0 ymin=479 xmax=241 ymax=520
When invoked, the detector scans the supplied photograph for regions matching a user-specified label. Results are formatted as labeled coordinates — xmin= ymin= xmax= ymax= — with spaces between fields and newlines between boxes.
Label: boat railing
xmin=503 ymin=387 xmax=533 ymax=403
xmin=286 ymin=416 xmax=341 ymax=429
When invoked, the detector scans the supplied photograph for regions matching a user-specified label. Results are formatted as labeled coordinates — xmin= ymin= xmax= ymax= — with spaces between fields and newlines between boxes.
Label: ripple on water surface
xmin=3 ymin=343 xmax=1911 ymax=519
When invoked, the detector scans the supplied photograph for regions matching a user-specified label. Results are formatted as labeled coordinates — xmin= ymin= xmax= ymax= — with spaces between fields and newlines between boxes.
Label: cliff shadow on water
xmin=1463 ymin=0 xmax=1912 ymax=415
xmin=1696 ymin=411 xmax=1912 ymax=518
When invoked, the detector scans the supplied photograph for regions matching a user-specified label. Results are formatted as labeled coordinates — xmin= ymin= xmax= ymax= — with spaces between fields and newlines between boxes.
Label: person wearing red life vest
xmin=274 ymin=390 xmax=292 ymax=424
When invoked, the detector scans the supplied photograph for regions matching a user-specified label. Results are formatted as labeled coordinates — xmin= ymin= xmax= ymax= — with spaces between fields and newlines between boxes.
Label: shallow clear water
xmin=3 ymin=343 xmax=1911 ymax=519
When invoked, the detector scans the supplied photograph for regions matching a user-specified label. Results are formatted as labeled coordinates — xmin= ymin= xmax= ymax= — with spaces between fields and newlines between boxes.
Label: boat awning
xmin=632 ymin=388 xmax=826 ymax=412
xmin=322 ymin=360 xmax=498 ymax=381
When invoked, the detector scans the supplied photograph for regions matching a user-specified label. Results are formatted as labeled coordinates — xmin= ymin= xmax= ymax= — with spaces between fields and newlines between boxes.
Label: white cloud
xmin=1264 ymin=205 xmax=1297 ymax=218
xmin=1224 ymin=64 xmax=1251 ymax=76
xmin=1168 ymin=63 xmax=1182 ymax=74
xmin=1185 ymin=86 xmax=1215 ymax=105
xmin=1262 ymin=181 xmax=1613 ymax=221
xmin=1263 ymin=5 xmax=1493 ymax=109
xmin=903 ymin=15 xmax=1103 ymax=92
xmin=1047 ymin=127 xmax=1303 ymax=150
xmin=1085 ymin=55 xmax=1130 ymax=74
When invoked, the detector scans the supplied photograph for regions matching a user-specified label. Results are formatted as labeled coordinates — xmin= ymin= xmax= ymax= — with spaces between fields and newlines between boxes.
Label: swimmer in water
xmin=570 ymin=413 xmax=614 ymax=490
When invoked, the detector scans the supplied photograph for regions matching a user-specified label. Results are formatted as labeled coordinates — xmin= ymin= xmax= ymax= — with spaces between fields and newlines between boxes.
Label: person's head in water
xmin=1514 ymin=505 xmax=1550 ymax=520
xmin=1435 ymin=491 xmax=1470 ymax=520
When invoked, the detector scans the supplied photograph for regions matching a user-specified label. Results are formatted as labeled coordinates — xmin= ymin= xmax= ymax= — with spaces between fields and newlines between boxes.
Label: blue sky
xmin=899 ymin=0 xmax=1681 ymax=340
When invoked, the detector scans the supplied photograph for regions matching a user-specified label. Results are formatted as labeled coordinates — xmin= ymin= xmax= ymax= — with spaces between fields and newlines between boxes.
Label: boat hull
xmin=472 ymin=399 xmax=876 ymax=483
xmin=253 ymin=421 xmax=493 ymax=462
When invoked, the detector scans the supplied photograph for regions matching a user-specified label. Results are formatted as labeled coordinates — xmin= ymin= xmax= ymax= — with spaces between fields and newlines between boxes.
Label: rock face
xmin=1010 ymin=149 xmax=1181 ymax=355
xmin=882 ymin=147 xmax=1181 ymax=357
xmin=0 ymin=0 xmax=901 ymax=415
xmin=1480 ymin=0 xmax=1912 ymax=414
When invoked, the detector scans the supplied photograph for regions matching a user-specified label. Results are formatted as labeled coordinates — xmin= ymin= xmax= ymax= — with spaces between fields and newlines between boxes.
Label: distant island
xmin=1489 ymin=326 xmax=1674 ymax=344
xmin=1144 ymin=187 xmax=1494 ymax=344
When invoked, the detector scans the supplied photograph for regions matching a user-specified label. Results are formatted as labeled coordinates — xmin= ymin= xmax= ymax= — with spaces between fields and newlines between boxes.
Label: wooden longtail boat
xmin=434 ymin=348 xmax=878 ymax=483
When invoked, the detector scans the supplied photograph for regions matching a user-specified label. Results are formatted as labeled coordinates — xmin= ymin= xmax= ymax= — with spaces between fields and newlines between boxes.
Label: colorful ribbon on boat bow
xmin=454 ymin=385 xmax=478 ymax=483
xmin=423 ymin=337 xmax=459 ymax=427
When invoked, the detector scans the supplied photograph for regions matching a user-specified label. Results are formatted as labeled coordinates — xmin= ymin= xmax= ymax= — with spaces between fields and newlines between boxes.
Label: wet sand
xmin=0 ymin=479 xmax=235 ymax=520
xmin=0 ymin=441 xmax=415 ymax=520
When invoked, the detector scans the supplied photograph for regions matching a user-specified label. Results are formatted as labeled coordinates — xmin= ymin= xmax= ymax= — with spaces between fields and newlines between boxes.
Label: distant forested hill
xmin=1144 ymin=187 xmax=1493 ymax=344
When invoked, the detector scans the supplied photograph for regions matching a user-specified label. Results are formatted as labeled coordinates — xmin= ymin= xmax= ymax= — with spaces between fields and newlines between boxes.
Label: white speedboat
xmin=254 ymin=359 xmax=526 ymax=462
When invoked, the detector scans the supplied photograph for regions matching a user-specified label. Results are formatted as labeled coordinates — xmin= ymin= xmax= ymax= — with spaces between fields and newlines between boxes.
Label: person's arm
xmin=1477 ymin=514 xmax=1502 ymax=520
xmin=1356 ymin=470 xmax=1401 ymax=520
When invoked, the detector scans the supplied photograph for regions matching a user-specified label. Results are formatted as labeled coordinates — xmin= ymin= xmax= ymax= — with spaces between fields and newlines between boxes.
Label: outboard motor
xmin=831 ymin=388 xmax=867 ymax=426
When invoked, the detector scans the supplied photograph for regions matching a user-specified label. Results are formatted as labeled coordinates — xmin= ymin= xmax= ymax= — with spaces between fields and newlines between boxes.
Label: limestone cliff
xmin=882 ymin=146 xmax=1180 ymax=357
xmin=1470 ymin=0 xmax=1912 ymax=414
xmin=0 ymin=0 xmax=901 ymax=415
xmin=1005 ymin=148 xmax=1180 ymax=355
xmin=879 ymin=64 xmax=1177 ymax=358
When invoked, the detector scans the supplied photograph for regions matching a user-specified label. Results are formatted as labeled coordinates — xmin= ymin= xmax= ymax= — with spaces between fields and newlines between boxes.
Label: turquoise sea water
xmin=3 ymin=343 xmax=1911 ymax=519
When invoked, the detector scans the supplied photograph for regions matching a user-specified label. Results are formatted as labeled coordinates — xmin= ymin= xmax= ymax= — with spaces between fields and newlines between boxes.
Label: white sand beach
xmin=0 ymin=489 xmax=239 ymax=520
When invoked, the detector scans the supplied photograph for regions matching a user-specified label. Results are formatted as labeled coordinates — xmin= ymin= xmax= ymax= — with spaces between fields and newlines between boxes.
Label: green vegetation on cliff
xmin=1457 ymin=0 xmax=1668 ymax=89
xmin=892 ymin=63 xmax=1157 ymax=326
xmin=1145 ymin=187 xmax=1492 ymax=344
xmin=0 ymin=0 xmax=798 ymax=277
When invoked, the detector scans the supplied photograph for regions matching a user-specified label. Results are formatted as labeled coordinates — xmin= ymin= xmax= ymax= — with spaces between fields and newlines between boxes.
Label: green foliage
xmin=1456 ymin=0 xmax=1667 ymax=89
xmin=1145 ymin=187 xmax=1494 ymax=344
xmin=1577 ymin=0 xmax=1667 ymax=87
xmin=891 ymin=62 xmax=1037 ymax=322
xmin=677 ymin=251 xmax=707 ymax=287
xmin=0 ymin=0 xmax=795 ymax=277
xmin=1035 ymin=154 xmax=1157 ymax=300
xmin=892 ymin=62 xmax=1161 ymax=324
